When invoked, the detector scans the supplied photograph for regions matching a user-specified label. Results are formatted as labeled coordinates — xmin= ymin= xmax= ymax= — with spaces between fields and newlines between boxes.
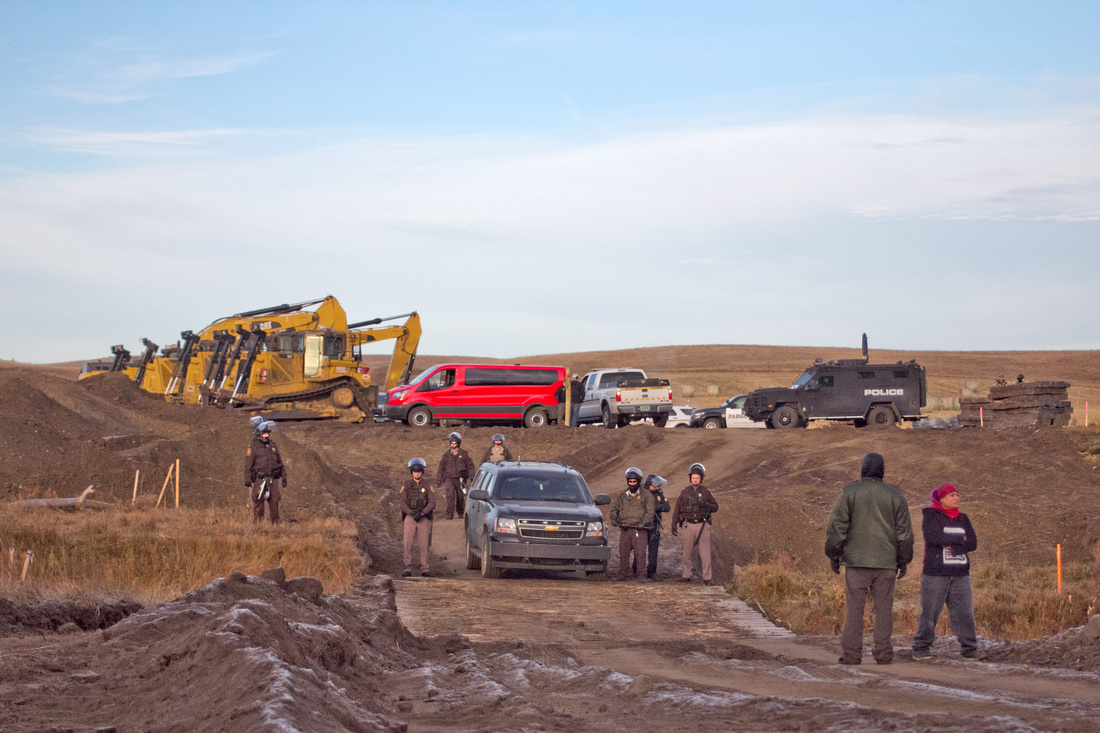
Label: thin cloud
xmin=39 ymin=45 xmax=275 ymax=104
xmin=26 ymin=127 xmax=248 ymax=154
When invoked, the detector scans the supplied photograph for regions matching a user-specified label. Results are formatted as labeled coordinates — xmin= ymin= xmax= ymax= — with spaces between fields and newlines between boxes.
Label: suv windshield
xmin=791 ymin=371 xmax=814 ymax=388
xmin=495 ymin=473 xmax=591 ymax=503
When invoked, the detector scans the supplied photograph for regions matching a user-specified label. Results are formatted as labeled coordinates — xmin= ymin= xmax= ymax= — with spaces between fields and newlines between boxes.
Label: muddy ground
xmin=2 ymin=361 xmax=1100 ymax=731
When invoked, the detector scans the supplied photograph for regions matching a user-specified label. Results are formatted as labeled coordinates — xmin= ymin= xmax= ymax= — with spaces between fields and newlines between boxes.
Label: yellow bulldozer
xmin=79 ymin=296 xmax=421 ymax=421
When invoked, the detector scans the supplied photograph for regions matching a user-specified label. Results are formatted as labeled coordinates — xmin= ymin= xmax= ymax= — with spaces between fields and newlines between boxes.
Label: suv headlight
xmin=586 ymin=521 xmax=604 ymax=537
xmin=390 ymin=388 xmax=410 ymax=402
xmin=495 ymin=517 xmax=517 ymax=534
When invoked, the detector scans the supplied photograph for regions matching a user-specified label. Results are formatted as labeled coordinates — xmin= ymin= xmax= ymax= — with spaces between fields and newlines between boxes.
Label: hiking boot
xmin=912 ymin=650 xmax=932 ymax=661
xmin=703 ymin=580 xmax=714 ymax=586
xmin=421 ymin=571 xmax=431 ymax=578
xmin=837 ymin=657 xmax=861 ymax=665
xmin=401 ymin=570 xmax=412 ymax=577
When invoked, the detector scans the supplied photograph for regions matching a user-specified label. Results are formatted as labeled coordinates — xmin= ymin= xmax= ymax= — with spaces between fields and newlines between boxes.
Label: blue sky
xmin=2 ymin=1 xmax=1098 ymax=363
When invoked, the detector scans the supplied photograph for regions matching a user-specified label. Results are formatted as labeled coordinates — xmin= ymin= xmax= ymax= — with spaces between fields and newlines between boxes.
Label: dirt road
xmin=392 ymin=515 xmax=1100 ymax=731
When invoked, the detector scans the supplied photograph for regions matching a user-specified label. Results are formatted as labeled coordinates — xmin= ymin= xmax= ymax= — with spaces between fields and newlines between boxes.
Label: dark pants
xmin=841 ymin=566 xmax=896 ymax=663
xmin=441 ymin=477 xmax=465 ymax=518
xmin=618 ymin=527 xmax=648 ymax=580
xmin=913 ymin=574 xmax=977 ymax=656
xmin=250 ymin=478 xmax=281 ymax=524
xmin=569 ymin=403 xmax=581 ymax=427
xmin=646 ymin=529 xmax=661 ymax=577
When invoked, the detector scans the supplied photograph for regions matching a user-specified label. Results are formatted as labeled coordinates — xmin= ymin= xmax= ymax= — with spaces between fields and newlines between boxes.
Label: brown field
xmin=2 ymin=345 xmax=1100 ymax=732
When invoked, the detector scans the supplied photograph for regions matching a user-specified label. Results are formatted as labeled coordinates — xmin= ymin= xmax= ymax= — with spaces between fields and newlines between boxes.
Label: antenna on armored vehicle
xmin=861 ymin=333 xmax=869 ymax=363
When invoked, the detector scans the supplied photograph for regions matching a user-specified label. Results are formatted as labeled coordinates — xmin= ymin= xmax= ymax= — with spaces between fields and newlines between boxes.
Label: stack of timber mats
xmin=959 ymin=381 xmax=1073 ymax=427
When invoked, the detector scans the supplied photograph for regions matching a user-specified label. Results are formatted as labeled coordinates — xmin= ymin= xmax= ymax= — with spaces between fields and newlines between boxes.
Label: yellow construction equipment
xmin=79 ymin=296 xmax=421 ymax=421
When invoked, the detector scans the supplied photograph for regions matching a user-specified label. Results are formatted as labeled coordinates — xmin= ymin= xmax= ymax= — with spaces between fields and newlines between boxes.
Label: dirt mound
xmin=0 ymin=368 xmax=368 ymax=524
xmin=0 ymin=573 xmax=424 ymax=731
xmin=986 ymin=626 xmax=1100 ymax=671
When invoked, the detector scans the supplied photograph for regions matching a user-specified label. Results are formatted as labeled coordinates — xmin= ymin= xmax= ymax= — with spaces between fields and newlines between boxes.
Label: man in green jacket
xmin=825 ymin=452 xmax=914 ymax=665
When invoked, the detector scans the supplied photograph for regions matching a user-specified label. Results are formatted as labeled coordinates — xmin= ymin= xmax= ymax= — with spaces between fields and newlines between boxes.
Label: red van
xmin=381 ymin=364 xmax=566 ymax=428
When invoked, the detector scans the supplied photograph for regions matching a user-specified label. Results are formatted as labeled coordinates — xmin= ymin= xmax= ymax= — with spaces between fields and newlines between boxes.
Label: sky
xmin=1 ymin=1 xmax=1098 ymax=364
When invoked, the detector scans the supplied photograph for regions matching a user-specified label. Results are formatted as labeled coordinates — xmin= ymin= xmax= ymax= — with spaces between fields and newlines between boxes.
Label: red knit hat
xmin=930 ymin=484 xmax=958 ymax=503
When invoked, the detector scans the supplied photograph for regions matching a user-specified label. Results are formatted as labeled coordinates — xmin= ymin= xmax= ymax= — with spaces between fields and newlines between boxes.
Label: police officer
xmin=671 ymin=463 xmax=719 ymax=585
xmin=610 ymin=467 xmax=655 ymax=583
xmin=244 ymin=419 xmax=286 ymax=524
xmin=481 ymin=434 xmax=514 ymax=463
xmin=643 ymin=473 xmax=671 ymax=580
xmin=436 ymin=432 xmax=475 ymax=520
xmin=400 ymin=457 xmax=436 ymax=577
xmin=568 ymin=373 xmax=584 ymax=427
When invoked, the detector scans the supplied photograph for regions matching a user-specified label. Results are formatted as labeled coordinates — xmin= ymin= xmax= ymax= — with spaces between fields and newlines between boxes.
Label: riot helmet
xmin=408 ymin=457 xmax=427 ymax=473
xmin=448 ymin=431 xmax=462 ymax=446
xmin=688 ymin=462 xmax=705 ymax=479
xmin=625 ymin=466 xmax=643 ymax=484
xmin=643 ymin=473 xmax=667 ymax=491
xmin=492 ymin=433 xmax=505 ymax=443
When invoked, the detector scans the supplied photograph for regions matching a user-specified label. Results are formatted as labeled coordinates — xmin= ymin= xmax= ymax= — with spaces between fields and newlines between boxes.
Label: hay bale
xmin=680 ymin=385 xmax=695 ymax=398
xmin=706 ymin=385 xmax=720 ymax=397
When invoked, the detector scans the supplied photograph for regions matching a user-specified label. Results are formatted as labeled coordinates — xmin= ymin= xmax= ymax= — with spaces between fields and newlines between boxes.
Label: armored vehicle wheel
xmin=703 ymin=417 xmax=723 ymax=429
xmin=480 ymin=533 xmax=502 ymax=579
xmin=652 ymin=414 xmax=669 ymax=428
xmin=407 ymin=405 xmax=432 ymax=428
xmin=465 ymin=533 xmax=481 ymax=570
xmin=602 ymin=404 xmax=617 ymax=429
xmin=330 ymin=386 xmax=356 ymax=408
xmin=771 ymin=405 xmax=802 ymax=429
xmin=867 ymin=405 xmax=897 ymax=428
xmin=524 ymin=407 xmax=549 ymax=428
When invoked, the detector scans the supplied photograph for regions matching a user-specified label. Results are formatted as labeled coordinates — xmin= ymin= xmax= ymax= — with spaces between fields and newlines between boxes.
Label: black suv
xmin=464 ymin=461 xmax=611 ymax=581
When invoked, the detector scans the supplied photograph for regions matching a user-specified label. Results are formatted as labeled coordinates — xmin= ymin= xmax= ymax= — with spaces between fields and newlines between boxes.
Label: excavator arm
xmin=348 ymin=311 xmax=422 ymax=391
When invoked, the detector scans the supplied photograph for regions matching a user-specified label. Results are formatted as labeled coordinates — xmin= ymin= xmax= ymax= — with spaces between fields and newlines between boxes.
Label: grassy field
xmin=0 ymin=504 xmax=363 ymax=605
xmin=734 ymin=554 xmax=1100 ymax=641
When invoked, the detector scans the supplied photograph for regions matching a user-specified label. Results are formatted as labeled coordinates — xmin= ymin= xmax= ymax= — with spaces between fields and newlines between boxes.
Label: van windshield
xmin=406 ymin=366 xmax=437 ymax=386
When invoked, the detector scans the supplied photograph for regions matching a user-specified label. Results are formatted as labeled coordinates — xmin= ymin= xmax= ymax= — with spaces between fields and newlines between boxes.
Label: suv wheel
xmin=602 ymin=404 xmax=617 ymax=429
xmin=465 ymin=532 xmax=481 ymax=570
xmin=703 ymin=417 xmax=723 ymax=429
xmin=771 ymin=405 xmax=802 ymax=429
xmin=480 ymin=533 xmax=502 ymax=579
xmin=866 ymin=405 xmax=897 ymax=428
xmin=586 ymin=564 xmax=607 ymax=582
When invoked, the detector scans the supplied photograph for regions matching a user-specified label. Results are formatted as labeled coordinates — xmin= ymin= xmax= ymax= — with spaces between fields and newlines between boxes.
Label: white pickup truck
xmin=576 ymin=368 xmax=673 ymax=428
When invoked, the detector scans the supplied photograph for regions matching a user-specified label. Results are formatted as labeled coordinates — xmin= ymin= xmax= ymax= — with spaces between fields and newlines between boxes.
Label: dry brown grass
xmin=733 ymin=556 xmax=1100 ymax=642
xmin=0 ymin=504 xmax=362 ymax=605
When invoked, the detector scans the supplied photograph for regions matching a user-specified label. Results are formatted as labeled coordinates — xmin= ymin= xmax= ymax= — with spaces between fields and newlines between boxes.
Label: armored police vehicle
xmin=742 ymin=335 xmax=926 ymax=429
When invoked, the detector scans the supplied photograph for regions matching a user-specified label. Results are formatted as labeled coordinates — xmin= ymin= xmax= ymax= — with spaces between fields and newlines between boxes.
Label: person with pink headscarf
xmin=912 ymin=484 xmax=980 ymax=660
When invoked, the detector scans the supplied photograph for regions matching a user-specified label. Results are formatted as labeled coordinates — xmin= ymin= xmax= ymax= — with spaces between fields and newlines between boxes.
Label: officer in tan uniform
xmin=244 ymin=418 xmax=286 ymax=524
xmin=399 ymin=457 xmax=436 ymax=577
xmin=481 ymin=434 xmax=514 ymax=463
xmin=671 ymin=462 xmax=719 ymax=585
